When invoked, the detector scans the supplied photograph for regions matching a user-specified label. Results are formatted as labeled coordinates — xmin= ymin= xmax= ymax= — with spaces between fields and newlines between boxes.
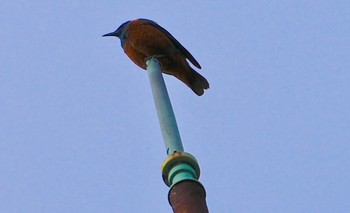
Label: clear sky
xmin=1 ymin=1 xmax=349 ymax=212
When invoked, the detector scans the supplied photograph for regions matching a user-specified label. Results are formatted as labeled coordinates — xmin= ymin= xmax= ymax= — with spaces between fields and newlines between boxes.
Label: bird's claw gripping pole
xmin=146 ymin=58 xmax=208 ymax=212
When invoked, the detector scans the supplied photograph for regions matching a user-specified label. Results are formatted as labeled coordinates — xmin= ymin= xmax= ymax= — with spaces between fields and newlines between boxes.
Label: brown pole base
xmin=169 ymin=180 xmax=209 ymax=213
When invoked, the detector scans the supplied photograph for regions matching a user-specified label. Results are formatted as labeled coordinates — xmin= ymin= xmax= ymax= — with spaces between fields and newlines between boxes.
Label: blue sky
xmin=1 ymin=1 xmax=349 ymax=212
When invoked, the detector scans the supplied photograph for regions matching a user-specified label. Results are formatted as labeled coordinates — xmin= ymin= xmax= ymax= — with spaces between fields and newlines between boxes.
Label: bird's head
xmin=102 ymin=21 xmax=130 ymax=47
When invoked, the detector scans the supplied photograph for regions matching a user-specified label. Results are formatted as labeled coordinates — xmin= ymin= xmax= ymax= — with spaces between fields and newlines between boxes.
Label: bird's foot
xmin=144 ymin=55 xmax=166 ymax=63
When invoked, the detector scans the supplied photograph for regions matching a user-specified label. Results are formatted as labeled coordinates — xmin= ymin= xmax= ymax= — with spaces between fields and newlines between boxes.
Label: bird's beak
xmin=102 ymin=31 xmax=118 ymax=37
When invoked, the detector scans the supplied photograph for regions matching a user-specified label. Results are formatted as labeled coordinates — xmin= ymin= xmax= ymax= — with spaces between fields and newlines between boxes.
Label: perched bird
xmin=103 ymin=19 xmax=209 ymax=96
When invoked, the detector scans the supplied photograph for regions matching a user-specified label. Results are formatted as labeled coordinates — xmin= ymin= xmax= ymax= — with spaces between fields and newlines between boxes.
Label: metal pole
xmin=146 ymin=58 xmax=184 ymax=155
xmin=146 ymin=58 xmax=209 ymax=213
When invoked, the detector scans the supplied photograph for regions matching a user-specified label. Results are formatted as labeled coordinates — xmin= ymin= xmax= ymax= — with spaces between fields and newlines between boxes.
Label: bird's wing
xmin=139 ymin=19 xmax=202 ymax=69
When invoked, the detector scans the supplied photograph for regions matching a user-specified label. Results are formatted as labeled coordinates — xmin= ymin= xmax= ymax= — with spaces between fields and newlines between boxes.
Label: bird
xmin=103 ymin=19 xmax=209 ymax=96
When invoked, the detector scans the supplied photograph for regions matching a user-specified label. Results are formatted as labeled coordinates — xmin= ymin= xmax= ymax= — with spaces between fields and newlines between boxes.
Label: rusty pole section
xmin=169 ymin=180 xmax=209 ymax=213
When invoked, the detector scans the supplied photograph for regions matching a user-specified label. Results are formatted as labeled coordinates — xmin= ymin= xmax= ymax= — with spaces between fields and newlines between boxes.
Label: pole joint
xmin=161 ymin=152 xmax=201 ymax=187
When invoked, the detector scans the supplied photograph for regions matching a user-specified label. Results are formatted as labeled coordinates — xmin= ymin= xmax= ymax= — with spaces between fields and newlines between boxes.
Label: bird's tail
xmin=187 ymin=68 xmax=209 ymax=96
xmin=163 ymin=58 xmax=209 ymax=95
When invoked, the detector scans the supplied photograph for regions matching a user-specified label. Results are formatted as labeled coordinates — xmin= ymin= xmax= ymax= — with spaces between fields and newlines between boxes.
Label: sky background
xmin=1 ymin=1 xmax=349 ymax=212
